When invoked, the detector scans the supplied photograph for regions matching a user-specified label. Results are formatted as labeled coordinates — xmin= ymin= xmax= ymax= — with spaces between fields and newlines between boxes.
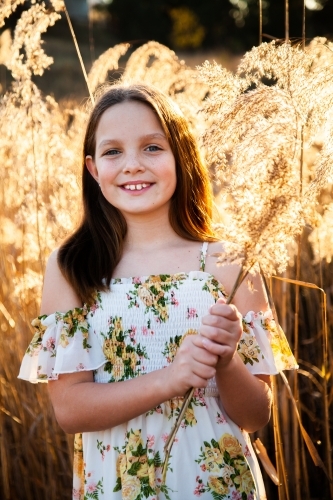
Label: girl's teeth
xmin=124 ymin=183 xmax=149 ymax=190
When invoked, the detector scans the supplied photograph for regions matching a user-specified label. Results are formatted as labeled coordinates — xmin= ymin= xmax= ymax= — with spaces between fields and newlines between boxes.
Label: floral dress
xmin=19 ymin=242 xmax=297 ymax=500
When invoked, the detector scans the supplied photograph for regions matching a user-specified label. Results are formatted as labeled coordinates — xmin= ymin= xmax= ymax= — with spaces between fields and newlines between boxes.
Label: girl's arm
xmin=199 ymin=250 xmax=273 ymax=433
xmin=43 ymin=252 xmax=220 ymax=434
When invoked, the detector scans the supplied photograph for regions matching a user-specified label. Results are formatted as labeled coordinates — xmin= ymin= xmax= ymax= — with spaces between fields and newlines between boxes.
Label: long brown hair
xmin=58 ymin=83 xmax=216 ymax=304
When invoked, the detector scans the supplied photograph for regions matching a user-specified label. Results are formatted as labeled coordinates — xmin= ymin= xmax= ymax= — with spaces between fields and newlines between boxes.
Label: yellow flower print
xmin=126 ymin=429 xmax=143 ymax=454
xmin=184 ymin=407 xmax=197 ymax=426
xmin=136 ymin=456 xmax=149 ymax=478
xmin=169 ymin=397 xmax=183 ymax=411
xmin=116 ymin=453 xmax=127 ymax=478
xmin=59 ymin=330 xmax=69 ymax=348
xmin=218 ymin=433 xmax=243 ymax=458
xmin=180 ymin=329 xmax=198 ymax=345
xmin=112 ymin=358 xmax=125 ymax=381
xmin=148 ymin=464 xmax=155 ymax=489
xmin=204 ymin=446 xmax=224 ymax=473
xmin=203 ymin=276 xmax=226 ymax=302
xmin=121 ymin=474 xmax=141 ymax=500
xmin=114 ymin=318 xmax=123 ymax=334
xmin=103 ymin=338 xmax=117 ymax=363
xmin=123 ymin=351 xmax=137 ymax=371
xmin=102 ymin=317 xmax=148 ymax=382
xmin=137 ymin=286 xmax=154 ymax=307
xmin=207 ymin=476 xmax=229 ymax=495
xmin=237 ymin=337 xmax=261 ymax=365
xmin=234 ymin=468 xmax=255 ymax=494
xmin=168 ymin=342 xmax=178 ymax=360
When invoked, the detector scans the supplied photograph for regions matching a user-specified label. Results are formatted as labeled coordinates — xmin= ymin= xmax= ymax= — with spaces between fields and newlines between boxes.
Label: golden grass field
xmin=0 ymin=2 xmax=332 ymax=499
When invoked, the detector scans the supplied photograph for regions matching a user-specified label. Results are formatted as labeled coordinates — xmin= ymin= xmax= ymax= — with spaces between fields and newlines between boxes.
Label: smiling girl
xmin=19 ymin=83 xmax=297 ymax=499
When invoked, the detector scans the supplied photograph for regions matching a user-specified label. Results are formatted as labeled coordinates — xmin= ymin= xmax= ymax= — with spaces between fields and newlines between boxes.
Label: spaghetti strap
xmin=199 ymin=242 xmax=208 ymax=271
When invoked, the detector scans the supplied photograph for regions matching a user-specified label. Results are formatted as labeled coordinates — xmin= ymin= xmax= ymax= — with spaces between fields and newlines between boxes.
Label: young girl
xmin=19 ymin=83 xmax=297 ymax=500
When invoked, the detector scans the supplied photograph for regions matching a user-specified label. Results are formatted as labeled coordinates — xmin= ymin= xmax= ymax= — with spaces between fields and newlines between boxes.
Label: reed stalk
xmin=63 ymin=5 xmax=94 ymax=104
xmin=285 ymin=0 xmax=289 ymax=42
xmin=162 ymin=264 xmax=252 ymax=483
xmin=265 ymin=276 xmax=289 ymax=500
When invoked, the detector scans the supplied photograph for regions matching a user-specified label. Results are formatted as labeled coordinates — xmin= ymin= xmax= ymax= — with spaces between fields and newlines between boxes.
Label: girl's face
xmin=86 ymin=100 xmax=177 ymax=220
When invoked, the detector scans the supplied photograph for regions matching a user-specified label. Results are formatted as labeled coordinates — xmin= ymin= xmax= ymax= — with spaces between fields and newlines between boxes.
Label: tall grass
xmin=0 ymin=2 xmax=332 ymax=499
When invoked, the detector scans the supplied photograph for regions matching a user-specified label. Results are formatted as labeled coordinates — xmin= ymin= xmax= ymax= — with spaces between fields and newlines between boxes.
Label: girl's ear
xmin=85 ymin=155 xmax=99 ymax=183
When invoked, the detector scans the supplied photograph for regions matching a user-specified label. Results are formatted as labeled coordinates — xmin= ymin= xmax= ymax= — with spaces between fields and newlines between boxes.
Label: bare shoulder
xmin=40 ymin=249 xmax=82 ymax=316
xmin=205 ymin=241 xmax=269 ymax=315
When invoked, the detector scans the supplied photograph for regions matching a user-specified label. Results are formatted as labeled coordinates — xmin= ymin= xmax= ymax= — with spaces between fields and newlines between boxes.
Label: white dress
xmin=19 ymin=242 xmax=297 ymax=500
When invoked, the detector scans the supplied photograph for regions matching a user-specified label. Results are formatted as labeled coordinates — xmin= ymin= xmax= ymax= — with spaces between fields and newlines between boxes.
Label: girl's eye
xmin=146 ymin=145 xmax=161 ymax=152
xmin=104 ymin=149 xmax=120 ymax=156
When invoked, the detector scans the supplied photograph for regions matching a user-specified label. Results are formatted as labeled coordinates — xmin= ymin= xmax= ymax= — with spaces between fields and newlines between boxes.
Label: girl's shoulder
xmin=205 ymin=241 xmax=269 ymax=315
xmin=40 ymin=249 xmax=82 ymax=316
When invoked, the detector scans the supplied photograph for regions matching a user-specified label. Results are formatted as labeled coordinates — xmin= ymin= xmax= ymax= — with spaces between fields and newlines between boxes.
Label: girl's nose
xmin=122 ymin=153 xmax=145 ymax=173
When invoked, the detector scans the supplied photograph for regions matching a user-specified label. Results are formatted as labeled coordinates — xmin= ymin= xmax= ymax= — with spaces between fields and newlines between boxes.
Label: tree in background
xmin=106 ymin=0 xmax=332 ymax=51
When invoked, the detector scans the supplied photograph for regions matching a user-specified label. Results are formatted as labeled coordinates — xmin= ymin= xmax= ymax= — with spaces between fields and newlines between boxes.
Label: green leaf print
xmin=126 ymin=274 xmax=186 ymax=322
xmin=101 ymin=316 xmax=149 ymax=382
xmin=113 ymin=477 xmax=121 ymax=493
xmin=153 ymin=451 xmax=162 ymax=468
xmin=84 ymin=478 xmax=104 ymax=499
xmin=127 ymin=461 xmax=141 ymax=476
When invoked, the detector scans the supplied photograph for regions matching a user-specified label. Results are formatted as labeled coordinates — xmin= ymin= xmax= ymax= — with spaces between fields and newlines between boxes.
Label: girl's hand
xmin=199 ymin=297 xmax=243 ymax=369
xmin=166 ymin=334 xmax=219 ymax=397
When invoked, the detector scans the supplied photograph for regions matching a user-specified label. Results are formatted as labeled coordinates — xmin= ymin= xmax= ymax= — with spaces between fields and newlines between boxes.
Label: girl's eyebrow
xmin=98 ymin=133 xmax=167 ymax=149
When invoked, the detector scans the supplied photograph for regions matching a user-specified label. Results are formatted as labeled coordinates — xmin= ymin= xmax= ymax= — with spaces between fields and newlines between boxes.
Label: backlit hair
xmin=58 ymin=83 xmax=216 ymax=303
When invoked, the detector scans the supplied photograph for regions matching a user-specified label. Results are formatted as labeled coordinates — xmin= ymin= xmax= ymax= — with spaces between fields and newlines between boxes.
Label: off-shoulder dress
xmin=19 ymin=242 xmax=297 ymax=500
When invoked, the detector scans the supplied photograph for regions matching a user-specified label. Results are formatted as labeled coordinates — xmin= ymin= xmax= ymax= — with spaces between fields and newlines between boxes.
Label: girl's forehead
xmin=96 ymin=100 xmax=165 ymax=136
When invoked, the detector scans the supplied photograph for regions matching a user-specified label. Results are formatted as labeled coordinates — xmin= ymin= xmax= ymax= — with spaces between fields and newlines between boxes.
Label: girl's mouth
xmin=122 ymin=183 xmax=152 ymax=191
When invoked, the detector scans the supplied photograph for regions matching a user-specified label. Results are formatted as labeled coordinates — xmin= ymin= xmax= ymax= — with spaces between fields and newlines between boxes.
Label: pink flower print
xmin=87 ymin=482 xmax=97 ymax=493
xmin=76 ymin=363 xmax=85 ymax=371
xmin=200 ymin=464 xmax=206 ymax=471
xmin=147 ymin=434 xmax=155 ymax=449
xmin=106 ymin=444 xmax=111 ymax=452
xmin=45 ymin=337 xmax=55 ymax=351
xmin=187 ymin=307 xmax=198 ymax=319
xmin=162 ymin=433 xmax=178 ymax=444
xmin=216 ymin=411 xmax=227 ymax=424
xmin=244 ymin=444 xmax=251 ymax=457
xmin=87 ymin=472 xmax=92 ymax=478
xmin=72 ymin=488 xmax=81 ymax=499
xmin=231 ymin=492 xmax=242 ymax=500
xmin=170 ymin=291 xmax=179 ymax=306
xmin=247 ymin=494 xmax=254 ymax=500
xmin=129 ymin=327 xmax=137 ymax=344
xmin=142 ymin=326 xmax=148 ymax=336
xmin=194 ymin=476 xmax=205 ymax=496
xmin=133 ymin=277 xmax=141 ymax=284
xmin=90 ymin=302 xmax=99 ymax=314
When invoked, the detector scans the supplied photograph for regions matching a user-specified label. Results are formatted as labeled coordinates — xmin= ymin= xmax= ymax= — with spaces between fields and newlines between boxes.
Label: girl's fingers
xmin=209 ymin=301 xmax=242 ymax=321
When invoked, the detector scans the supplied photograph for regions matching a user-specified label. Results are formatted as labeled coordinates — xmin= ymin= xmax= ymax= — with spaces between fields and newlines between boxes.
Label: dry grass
xmin=0 ymin=2 xmax=332 ymax=499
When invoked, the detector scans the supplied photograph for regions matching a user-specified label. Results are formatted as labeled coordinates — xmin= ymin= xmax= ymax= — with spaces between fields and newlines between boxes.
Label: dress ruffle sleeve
xmin=238 ymin=310 xmax=298 ymax=375
xmin=18 ymin=306 xmax=106 ymax=383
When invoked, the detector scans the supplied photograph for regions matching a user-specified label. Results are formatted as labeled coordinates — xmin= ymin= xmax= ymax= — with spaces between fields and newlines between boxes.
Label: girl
xmin=19 ymin=83 xmax=297 ymax=499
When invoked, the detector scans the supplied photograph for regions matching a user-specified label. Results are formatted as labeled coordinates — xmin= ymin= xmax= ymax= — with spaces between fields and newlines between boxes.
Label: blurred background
xmin=1 ymin=0 xmax=333 ymax=100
